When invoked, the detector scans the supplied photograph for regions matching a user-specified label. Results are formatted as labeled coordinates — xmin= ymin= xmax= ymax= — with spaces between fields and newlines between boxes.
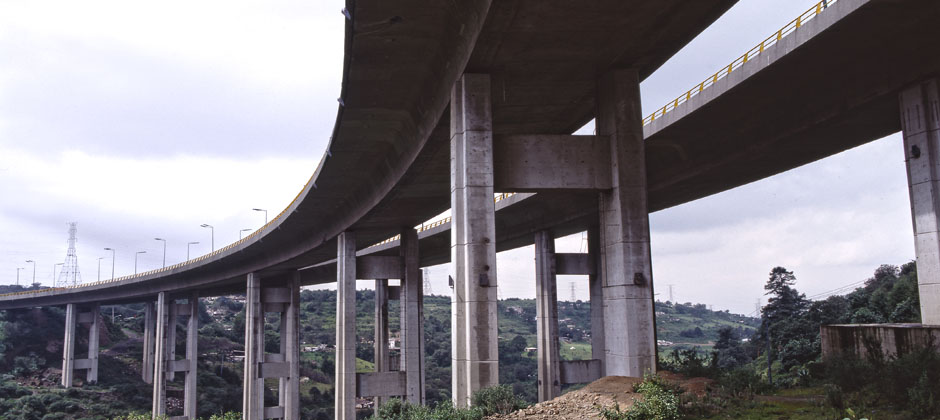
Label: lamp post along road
xmin=187 ymin=242 xmax=199 ymax=260
xmin=25 ymin=260 xmax=36 ymax=286
xmin=200 ymin=224 xmax=214 ymax=252
xmin=135 ymin=251 xmax=146 ymax=275
xmin=154 ymin=238 xmax=167 ymax=268
xmin=252 ymin=208 xmax=268 ymax=225
xmin=54 ymin=263 xmax=63 ymax=286
xmin=104 ymin=248 xmax=115 ymax=280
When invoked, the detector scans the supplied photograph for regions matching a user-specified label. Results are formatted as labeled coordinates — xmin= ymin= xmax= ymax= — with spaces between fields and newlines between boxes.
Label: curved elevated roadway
xmin=0 ymin=0 xmax=737 ymax=309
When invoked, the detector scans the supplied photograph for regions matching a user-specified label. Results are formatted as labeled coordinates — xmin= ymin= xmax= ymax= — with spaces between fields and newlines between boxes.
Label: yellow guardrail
xmin=0 ymin=190 xmax=517 ymax=298
xmin=643 ymin=0 xmax=836 ymax=126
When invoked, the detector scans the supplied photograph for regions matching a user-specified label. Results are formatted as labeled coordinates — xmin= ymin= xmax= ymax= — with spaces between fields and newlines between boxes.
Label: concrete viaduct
xmin=2 ymin=0 xmax=940 ymax=418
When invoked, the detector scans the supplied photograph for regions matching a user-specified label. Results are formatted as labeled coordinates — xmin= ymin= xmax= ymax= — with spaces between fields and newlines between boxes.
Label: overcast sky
xmin=0 ymin=0 xmax=913 ymax=315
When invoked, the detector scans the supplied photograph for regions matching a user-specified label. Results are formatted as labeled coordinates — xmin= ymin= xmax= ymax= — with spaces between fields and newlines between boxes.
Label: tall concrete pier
xmin=901 ymin=79 xmax=940 ymax=325
xmin=450 ymin=73 xmax=500 ymax=407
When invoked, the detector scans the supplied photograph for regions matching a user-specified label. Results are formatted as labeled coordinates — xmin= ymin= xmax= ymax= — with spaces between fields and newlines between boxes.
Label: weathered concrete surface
xmin=901 ymin=80 xmax=940 ymax=326
xmin=152 ymin=292 xmax=167 ymax=418
xmin=243 ymin=275 xmax=263 ymax=420
xmin=373 ymin=278 xmax=390 ymax=413
xmin=85 ymin=304 xmax=99 ymax=384
xmin=61 ymin=304 xmax=76 ymax=388
xmin=451 ymin=73 xmax=500 ymax=406
xmin=644 ymin=0 xmax=940 ymax=212
xmin=597 ymin=69 xmax=657 ymax=377
xmin=400 ymin=229 xmax=425 ymax=404
xmin=821 ymin=324 xmax=940 ymax=360
xmin=142 ymin=301 xmax=155 ymax=384
xmin=183 ymin=293 xmax=198 ymax=420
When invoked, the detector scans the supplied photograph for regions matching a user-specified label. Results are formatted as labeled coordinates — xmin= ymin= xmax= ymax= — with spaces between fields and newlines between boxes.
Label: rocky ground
xmin=488 ymin=372 xmax=712 ymax=420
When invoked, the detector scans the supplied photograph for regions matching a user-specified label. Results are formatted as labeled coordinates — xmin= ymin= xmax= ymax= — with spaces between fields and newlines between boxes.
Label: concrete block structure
xmin=821 ymin=324 xmax=940 ymax=360
xmin=243 ymin=273 xmax=301 ymax=420
xmin=901 ymin=79 xmax=940 ymax=325
xmin=153 ymin=292 xmax=199 ymax=420
xmin=61 ymin=303 xmax=100 ymax=388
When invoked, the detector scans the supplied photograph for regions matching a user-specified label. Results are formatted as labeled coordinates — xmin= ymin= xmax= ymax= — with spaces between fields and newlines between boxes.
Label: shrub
xmin=599 ymin=375 xmax=681 ymax=420
xmin=470 ymin=384 xmax=526 ymax=416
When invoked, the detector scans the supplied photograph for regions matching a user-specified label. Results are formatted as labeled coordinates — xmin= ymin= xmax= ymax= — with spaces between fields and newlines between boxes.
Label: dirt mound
xmin=487 ymin=373 xmax=712 ymax=420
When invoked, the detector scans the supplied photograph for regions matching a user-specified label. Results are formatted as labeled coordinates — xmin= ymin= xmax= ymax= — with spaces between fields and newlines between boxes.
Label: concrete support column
xmin=336 ymin=231 xmax=357 ymax=420
xmin=61 ymin=303 xmax=76 ymax=388
xmin=902 ymin=79 xmax=940 ymax=325
xmin=400 ymin=229 xmax=425 ymax=404
xmin=143 ymin=301 xmax=155 ymax=384
xmin=587 ymin=226 xmax=606 ymax=374
xmin=183 ymin=292 xmax=199 ymax=420
xmin=374 ymin=278 xmax=389 ymax=414
xmin=534 ymin=231 xmax=561 ymax=402
xmin=86 ymin=303 xmax=100 ymax=384
xmin=167 ymin=298 xmax=178 ymax=382
xmin=243 ymin=273 xmax=263 ymax=420
xmin=596 ymin=69 xmax=657 ymax=377
xmin=450 ymin=73 xmax=499 ymax=407
xmin=152 ymin=292 xmax=168 ymax=418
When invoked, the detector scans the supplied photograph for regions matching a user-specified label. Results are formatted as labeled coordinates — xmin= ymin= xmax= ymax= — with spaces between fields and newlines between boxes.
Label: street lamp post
xmin=135 ymin=251 xmax=147 ymax=274
xmin=97 ymin=257 xmax=104 ymax=282
xmin=25 ymin=260 xmax=36 ymax=286
xmin=154 ymin=238 xmax=167 ymax=268
xmin=53 ymin=263 xmax=63 ymax=285
xmin=252 ymin=208 xmax=268 ymax=225
xmin=104 ymin=248 xmax=116 ymax=280
xmin=16 ymin=268 xmax=23 ymax=287
xmin=200 ymin=224 xmax=214 ymax=252
xmin=239 ymin=228 xmax=252 ymax=239
xmin=187 ymin=241 xmax=199 ymax=260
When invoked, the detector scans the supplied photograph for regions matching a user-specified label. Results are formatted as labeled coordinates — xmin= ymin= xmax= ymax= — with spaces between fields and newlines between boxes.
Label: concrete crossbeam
xmin=358 ymin=256 xmax=402 ymax=280
xmin=901 ymin=79 xmax=940 ymax=325
xmin=400 ymin=229 xmax=425 ymax=404
xmin=494 ymin=135 xmax=611 ymax=191
xmin=555 ymin=253 xmax=594 ymax=276
xmin=336 ymin=231 xmax=357 ymax=420
xmin=535 ymin=231 xmax=561 ymax=402
xmin=451 ymin=73 xmax=500 ymax=407
xmin=596 ymin=69 xmax=656 ymax=377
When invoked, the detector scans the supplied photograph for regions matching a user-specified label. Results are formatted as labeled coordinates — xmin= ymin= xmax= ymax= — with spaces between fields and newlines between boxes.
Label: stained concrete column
xmin=183 ymin=292 xmax=199 ymax=420
xmin=152 ymin=292 xmax=168 ymax=418
xmin=243 ymin=273 xmax=263 ymax=420
xmin=901 ymin=79 xmax=940 ymax=325
xmin=166 ymin=298 xmax=178 ymax=382
xmin=587 ymin=226 xmax=606 ymax=374
xmin=336 ymin=231 xmax=357 ymax=420
xmin=142 ymin=301 xmax=155 ymax=384
xmin=61 ymin=303 xmax=76 ymax=388
xmin=374 ymin=278 xmax=390 ymax=414
xmin=86 ymin=303 xmax=100 ymax=384
xmin=450 ymin=73 xmax=499 ymax=407
xmin=596 ymin=69 xmax=657 ymax=377
xmin=534 ymin=231 xmax=561 ymax=402
xmin=400 ymin=229 xmax=425 ymax=404
xmin=284 ymin=273 xmax=301 ymax=420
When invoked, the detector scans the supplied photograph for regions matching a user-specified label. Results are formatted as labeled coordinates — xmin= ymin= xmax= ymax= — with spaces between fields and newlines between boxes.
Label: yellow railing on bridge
xmin=643 ymin=0 xmax=837 ymax=126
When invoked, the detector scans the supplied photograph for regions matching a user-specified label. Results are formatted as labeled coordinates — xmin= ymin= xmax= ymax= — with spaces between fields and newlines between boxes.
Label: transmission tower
xmin=569 ymin=282 xmax=576 ymax=302
xmin=422 ymin=267 xmax=433 ymax=295
xmin=56 ymin=222 xmax=82 ymax=287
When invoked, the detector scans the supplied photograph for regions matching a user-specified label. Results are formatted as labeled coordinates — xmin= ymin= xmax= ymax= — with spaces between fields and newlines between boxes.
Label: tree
xmin=760 ymin=267 xmax=813 ymax=376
